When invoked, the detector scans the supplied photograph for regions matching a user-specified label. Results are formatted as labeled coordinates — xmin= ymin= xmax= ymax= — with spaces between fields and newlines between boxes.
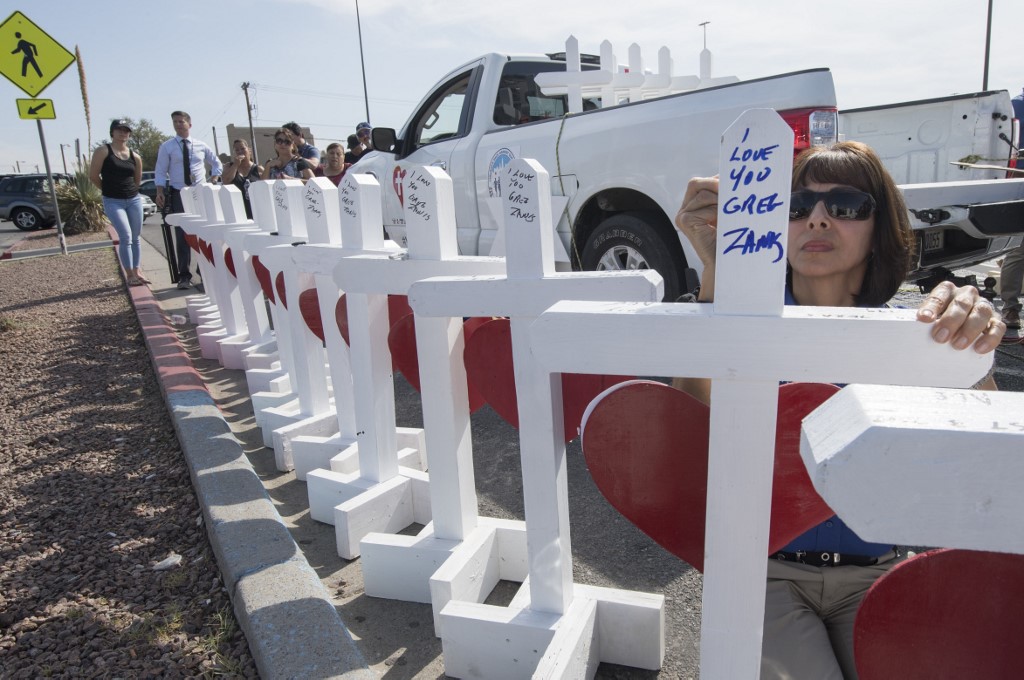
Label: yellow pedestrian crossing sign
xmin=17 ymin=98 xmax=55 ymax=119
xmin=0 ymin=12 xmax=76 ymax=97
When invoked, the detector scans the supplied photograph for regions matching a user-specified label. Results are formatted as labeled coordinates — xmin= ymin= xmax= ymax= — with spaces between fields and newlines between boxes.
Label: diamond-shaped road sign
xmin=0 ymin=11 xmax=75 ymax=97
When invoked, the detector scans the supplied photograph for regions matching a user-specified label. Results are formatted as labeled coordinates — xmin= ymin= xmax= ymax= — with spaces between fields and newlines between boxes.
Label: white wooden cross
xmin=166 ymin=186 xmax=223 ymax=330
xmin=408 ymin=158 xmax=665 ymax=678
xmin=535 ymin=37 xmax=643 ymax=111
xmin=192 ymin=184 xmax=264 ymax=369
xmin=310 ymin=166 xmax=507 ymax=562
xmin=228 ymin=180 xmax=288 ymax=397
xmin=802 ymin=384 xmax=1024 ymax=554
xmin=200 ymin=183 xmax=264 ymax=368
xmin=287 ymin=175 xmax=417 ymax=483
xmin=240 ymin=179 xmax=328 ymax=450
xmin=528 ymin=109 xmax=993 ymax=678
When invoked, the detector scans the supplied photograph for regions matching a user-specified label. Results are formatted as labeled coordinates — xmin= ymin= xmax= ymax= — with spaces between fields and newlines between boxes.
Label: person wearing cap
xmin=356 ymin=121 xmax=373 ymax=152
xmin=89 ymin=119 xmax=147 ymax=286
xmin=344 ymin=133 xmax=364 ymax=164
xmin=153 ymin=111 xmax=223 ymax=289
xmin=282 ymin=122 xmax=320 ymax=170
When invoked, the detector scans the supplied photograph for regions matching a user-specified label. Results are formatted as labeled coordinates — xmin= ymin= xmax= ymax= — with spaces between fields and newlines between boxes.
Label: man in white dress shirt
xmin=154 ymin=111 xmax=223 ymax=289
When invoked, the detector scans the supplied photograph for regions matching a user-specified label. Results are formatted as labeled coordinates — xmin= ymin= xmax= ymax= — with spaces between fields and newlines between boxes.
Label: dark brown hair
xmin=274 ymin=128 xmax=297 ymax=155
xmin=791 ymin=141 xmax=915 ymax=306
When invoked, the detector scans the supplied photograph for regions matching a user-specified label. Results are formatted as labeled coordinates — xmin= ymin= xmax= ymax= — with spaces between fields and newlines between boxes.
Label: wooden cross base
xmin=305 ymin=463 xmax=430 ymax=559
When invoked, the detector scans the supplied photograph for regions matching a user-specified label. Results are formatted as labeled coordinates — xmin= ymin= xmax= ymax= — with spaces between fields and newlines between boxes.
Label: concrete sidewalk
xmin=118 ymin=230 xmax=375 ymax=679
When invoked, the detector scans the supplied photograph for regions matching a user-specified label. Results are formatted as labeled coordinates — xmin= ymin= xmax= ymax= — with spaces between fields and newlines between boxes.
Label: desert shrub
xmin=56 ymin=170 xmax=106 ymax=235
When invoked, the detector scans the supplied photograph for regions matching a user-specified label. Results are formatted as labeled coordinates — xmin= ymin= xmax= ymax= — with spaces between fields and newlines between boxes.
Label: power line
xmin=251 ymin=82 xmax=417 ymax=107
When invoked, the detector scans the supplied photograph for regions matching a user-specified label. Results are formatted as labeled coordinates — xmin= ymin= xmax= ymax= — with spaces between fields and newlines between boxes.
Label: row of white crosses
xmin=535 ymin=35 xmax=738 ymax=113
xmin=527 ymin=109 xmax=999 ymax=678
xmin=172 ymin=161 xmax=670 ymax=676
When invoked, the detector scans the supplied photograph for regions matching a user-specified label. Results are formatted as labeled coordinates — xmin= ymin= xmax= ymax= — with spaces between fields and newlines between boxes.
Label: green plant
xmin=0 ymin=315 xmax=17 ymax=332
xmin=200 ymin=607 xmax=243 ymax=678
xmin=56 ymin=170 xmax=106 ymax=235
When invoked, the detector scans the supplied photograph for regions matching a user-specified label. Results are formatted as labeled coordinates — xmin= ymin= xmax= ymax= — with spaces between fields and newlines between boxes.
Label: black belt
xmin=774 ymin=551 xmax=880 ymax=567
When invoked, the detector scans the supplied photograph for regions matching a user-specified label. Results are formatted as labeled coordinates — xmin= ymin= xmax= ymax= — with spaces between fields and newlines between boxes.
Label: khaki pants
xmin=761 ymin=552 xmax=901 ymax=680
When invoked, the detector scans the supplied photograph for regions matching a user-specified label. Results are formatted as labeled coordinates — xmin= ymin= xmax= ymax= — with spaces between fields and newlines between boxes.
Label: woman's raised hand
xmin=674 ymin=176 xmax=721 ymax=270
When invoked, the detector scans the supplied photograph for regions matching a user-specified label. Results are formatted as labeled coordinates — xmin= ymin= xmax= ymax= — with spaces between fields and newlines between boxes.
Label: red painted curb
xmin=128 ymin=284 xmax=209 ymax=394
xmin=108 ymin=222 xmax=209 ymax=394
xmin=0 ymin=236 xmax=28 ymax=260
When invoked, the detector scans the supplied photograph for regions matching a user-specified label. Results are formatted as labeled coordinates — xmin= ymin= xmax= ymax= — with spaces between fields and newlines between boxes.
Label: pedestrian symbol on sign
xmin=12 ymin=32 xmax=42 ymax=78
xmin=0 ymin=11 xmax=75 ymax=97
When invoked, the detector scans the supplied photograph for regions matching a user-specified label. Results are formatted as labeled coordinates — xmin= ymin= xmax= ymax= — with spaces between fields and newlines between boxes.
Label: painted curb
xmin=125 ymin=273 xmax=373 ymax=678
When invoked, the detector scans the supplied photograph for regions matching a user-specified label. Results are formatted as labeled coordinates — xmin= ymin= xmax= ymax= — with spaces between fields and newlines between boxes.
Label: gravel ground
xmin=0 ymin=243 xmax=258 ymax=678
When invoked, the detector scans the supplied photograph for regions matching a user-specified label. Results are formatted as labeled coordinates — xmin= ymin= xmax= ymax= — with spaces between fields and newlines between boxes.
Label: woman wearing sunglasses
xmin=674 ymin=141 xmax=1004 ymax=679
xmin=261 ymin=128 xmax=315 ymax=182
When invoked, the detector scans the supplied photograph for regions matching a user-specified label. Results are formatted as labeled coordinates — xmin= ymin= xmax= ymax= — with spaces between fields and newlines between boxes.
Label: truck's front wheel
xmin=581 ymin=212 xmax=685 ymax=301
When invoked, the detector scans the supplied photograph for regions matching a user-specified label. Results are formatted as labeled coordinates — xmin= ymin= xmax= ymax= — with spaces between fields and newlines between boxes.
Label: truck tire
xmin=12 ymin=207 xmax=43 ymax=231
xmin=580 ymin=212 xmax=685 ymax=301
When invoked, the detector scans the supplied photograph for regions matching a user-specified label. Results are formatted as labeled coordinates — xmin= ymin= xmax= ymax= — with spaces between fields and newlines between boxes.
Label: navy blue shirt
xmin=780 ymin=287 xmax=892 ymax=557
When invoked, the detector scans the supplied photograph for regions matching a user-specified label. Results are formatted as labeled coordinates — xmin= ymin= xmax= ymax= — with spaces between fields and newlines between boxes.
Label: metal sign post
xmin=36 ymin=118 xmax=66 ymax=254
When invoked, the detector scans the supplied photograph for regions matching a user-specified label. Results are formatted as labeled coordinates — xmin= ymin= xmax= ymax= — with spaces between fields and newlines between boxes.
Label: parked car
xmin=140 ymin=193 xmax=157 ymax=218
xmin=0 ymin=173 xmax=72 ymax=230
xmin=138 ymin=179 xmax=159 ymax=202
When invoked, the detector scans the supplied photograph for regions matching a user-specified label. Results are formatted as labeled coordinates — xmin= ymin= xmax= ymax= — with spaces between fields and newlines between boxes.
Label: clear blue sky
xmin=2 ymin=0 xmax=1021 ymax=173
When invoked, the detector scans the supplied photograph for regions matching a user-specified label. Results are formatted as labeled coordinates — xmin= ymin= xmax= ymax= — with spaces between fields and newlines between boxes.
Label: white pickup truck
xmin=841 ymin=89 xmax=1024 ymax=288
xmin=359 ymin=51 xmax=1024 ymax=299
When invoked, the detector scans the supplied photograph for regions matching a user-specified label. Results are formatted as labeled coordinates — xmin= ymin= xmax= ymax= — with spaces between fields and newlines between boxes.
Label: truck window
xmin=413 ymin=72 xmax=472 ymax=147
xmin=493 ymin=60 xmax=599 ymax=126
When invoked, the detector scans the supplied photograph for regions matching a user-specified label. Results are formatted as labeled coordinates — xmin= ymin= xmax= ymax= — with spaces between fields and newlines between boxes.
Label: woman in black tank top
xmin=89 ymin=119 xmax=147 ymax=285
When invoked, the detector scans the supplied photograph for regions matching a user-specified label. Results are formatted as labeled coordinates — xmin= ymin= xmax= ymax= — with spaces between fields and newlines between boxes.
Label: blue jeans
xmin=103 ymin=195 xmax=144 ymax=271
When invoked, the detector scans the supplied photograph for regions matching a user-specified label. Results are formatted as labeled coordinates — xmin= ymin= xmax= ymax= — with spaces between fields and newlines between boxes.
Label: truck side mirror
xmin=372 ymin=128 xmax=398 ymax=154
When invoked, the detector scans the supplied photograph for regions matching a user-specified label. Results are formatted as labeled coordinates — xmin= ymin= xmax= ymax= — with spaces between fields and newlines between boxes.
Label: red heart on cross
xmin=392 ymin=166 xmax=406 ymax=207
xmin=387 ymin=313 xmax=489 ymax=413
xmin=251 ymin=256 xmax=275 ymax=303
xmin=275 ymin=272 xmax=287 ymax=310
xmin=299 ymin=288 xmax=324 ymax=342
xmin=855 ymin=548 xmax=1024 ymax=679
xmin=225 ymin=248 xmax=236 ymax=278
xmin=579 ymin=380 xmax=838 ymax=572
xmin=185 ymin=233 xmax=200 ymax=253
xmin=462 ymin=317 xmax=632 ymax=443
xmin=333 ymin=294 xmax=415 ymax=375
xmin=200 ymin=240 xmax=214 ymax=264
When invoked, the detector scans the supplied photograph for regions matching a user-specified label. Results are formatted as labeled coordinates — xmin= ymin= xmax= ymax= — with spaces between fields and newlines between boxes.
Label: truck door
xmin=380 ymin=66 xmax=482 ymax=250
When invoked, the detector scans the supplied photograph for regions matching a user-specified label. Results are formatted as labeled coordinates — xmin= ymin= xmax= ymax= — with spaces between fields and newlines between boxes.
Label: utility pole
xmin=699 ymin=21 xmax=710 ymax=49
xmin=242 ymin=81 xmax=259 ymax=164
xmin=355 ymin=0 xmax=370 ymax=123
xmin=212 ymin=126 xmax=220 ymax=156
xmin=75 ymin=139 xmax=81 ymax=170
xmin=59 ymin=143 xmax=71 ymax=173
xmin=982 ymin=0 xmax=993 ymax=90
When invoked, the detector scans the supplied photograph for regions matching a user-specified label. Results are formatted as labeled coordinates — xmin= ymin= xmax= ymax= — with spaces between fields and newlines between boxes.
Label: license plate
xmin=923 ymin=230 xmax=944 ymax=253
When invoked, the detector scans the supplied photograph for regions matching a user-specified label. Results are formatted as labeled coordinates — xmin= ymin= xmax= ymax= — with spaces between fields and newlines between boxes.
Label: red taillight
xmin=779 ymin=107 xmax=838 ymax=157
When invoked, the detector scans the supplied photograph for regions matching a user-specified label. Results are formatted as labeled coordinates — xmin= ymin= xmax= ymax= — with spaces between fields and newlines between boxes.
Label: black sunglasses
xmin=274 ymin=138 xmax=290 ymax=144
xmin=789 ymin=189 xmax=876 ymax=221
